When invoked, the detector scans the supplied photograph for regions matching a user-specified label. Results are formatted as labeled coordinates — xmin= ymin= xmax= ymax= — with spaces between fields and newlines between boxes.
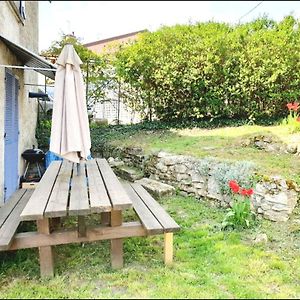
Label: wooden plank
xmin=68 ymin=162 xmax=90 ymax=216
xmin=110 ymin=209 xmax=123 ymax=269
xmin=37 ymin=218 xmax=54 ymax=277
xmin=0 ymin=189 xmax=33 ymax=250
xmin=122 ymin=181 xmax=163 ymax=234
xmin=9 ymin=222 xmax=146 ymax=250
xmin=96 ymin=159 xmax=132 ymax=210
xmin=131 ymin=183 xmax=180 ymax=233
xmin=22 ymin=182 xmax=38 ymax=189
xmin=0 ymin=189 xmax=27 ymax=228
xmin=86 ymin=160 xmax=111 ymax=213
xmin=164 ymin=232 xmax=173 ymax=265
xmin=44 ymin=160 xmax=73 ymax=218
xmin=20 ymin=161 xmax=62 ymax=221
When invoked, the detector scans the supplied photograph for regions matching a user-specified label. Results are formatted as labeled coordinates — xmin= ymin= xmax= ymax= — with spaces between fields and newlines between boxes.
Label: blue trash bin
xmin=45 ymin=150 xmax=63 ymax=169
xmin=45 ymin=151 xmax=93 ymax=169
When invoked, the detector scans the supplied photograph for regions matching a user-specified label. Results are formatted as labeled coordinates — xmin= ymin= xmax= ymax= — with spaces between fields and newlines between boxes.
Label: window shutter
xmin=19 ymin=1 xmax=26 ymax=20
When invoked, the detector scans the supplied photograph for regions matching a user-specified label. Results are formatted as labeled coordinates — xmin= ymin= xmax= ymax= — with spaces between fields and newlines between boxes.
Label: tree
xmin=41 ymin=33 xmax=112 ymax=107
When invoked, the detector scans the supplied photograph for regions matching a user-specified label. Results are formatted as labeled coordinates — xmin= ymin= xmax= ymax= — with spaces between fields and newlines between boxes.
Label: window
xmin=9 ymin=1 xmax=26 ymax=24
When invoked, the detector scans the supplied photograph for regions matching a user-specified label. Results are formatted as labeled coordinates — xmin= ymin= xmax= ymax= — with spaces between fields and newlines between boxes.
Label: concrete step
xmin=113 ymin=165 xmax=144 ymax=182
xmin=135 ymin=178 xmax=175 ymax=199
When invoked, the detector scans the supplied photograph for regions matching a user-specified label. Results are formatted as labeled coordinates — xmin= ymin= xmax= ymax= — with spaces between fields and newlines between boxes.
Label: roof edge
xmin=83 ymin=29 xmax=148 ymax=47
xmin=0 ymin=34 xmax=57 ymax=79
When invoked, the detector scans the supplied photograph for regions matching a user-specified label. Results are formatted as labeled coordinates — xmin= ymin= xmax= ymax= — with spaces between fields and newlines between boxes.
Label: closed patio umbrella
xmin=50 ymin=44 xmax=91 ymax=168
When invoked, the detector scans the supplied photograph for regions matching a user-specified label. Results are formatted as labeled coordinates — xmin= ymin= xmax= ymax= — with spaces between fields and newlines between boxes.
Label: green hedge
xmin=115 ymin=16 xmax=300 ymax=121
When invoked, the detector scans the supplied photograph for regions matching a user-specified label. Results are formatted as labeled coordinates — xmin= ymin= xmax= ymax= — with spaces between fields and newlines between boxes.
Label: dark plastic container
xmin=22 ymin=148 xmax=45 ymax=163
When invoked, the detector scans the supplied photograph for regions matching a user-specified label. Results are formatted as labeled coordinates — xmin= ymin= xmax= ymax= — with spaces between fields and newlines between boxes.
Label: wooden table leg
xmin=164 ymin=232 xmax=173 ymax=265
xmin=110 ymin=210 xmax=123 ymax=269
xmin=78 ymin=216 xmax=86 ymax=237
xmin=101 ymin=212 xmax=111 ymax=226
xmin=37 ymin=218 xmax=54 ymax=277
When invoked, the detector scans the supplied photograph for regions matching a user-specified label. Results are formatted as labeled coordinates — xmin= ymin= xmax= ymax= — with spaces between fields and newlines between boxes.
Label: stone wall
xmin=242 ymin=134 xmax=300 ymax=154
xmin=252 ymin=177 xmax=298 ymax=222
xmin=146 ymin=151 xmax=299 ymax=222
xmin=102 ymin=145 xmax=146 ymax=169
xmin=101 ymin=146 xmax=299 ymax=222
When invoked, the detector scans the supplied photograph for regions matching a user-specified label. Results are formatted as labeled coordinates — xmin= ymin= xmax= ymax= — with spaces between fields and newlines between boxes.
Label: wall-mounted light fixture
xmin=28 ymin=92 xmax=48 ymax=98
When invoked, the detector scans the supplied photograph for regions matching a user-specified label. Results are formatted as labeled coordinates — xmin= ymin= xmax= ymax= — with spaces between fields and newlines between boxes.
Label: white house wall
xmin=0 ymin=1 xmax=39 ymax=204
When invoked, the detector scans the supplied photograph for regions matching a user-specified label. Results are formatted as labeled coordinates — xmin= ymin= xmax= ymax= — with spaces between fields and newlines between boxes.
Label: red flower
xmin=229 ymin=180 xmax=240 ymax=193
xmin=240 ymin=188 xmax=254 ymax=197
xmin=241 ymin=188 xmax=248 ymax=196
xmin=246 ymin=188 xmax=254 ymax=196
xmin=287 ymin=102 xmax=299 ymax=111
xmin=293 ymin=102 xmax=300 ymax=111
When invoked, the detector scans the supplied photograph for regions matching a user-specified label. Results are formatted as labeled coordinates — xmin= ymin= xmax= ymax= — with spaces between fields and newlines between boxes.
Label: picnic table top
xmin=20 ymin=158 xmax=133 ymax=221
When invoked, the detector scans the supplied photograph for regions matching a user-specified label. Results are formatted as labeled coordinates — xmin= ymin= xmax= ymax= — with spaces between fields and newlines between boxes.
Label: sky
xmin=39 ymin=1 xmax=300 ymax=52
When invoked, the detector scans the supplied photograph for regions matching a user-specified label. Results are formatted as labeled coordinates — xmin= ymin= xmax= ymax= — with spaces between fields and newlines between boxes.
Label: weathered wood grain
xmin=21 ymin=161 xmax=62 ymax=221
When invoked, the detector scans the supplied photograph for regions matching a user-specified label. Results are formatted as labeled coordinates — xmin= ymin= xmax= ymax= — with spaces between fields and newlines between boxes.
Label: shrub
xmin=115 ymin=16 xmax=300 ymax=122
xmin=209 ymin=160 xmax=256 ymax=195
xmin=36 ymin=120 xmax=51 ymax=152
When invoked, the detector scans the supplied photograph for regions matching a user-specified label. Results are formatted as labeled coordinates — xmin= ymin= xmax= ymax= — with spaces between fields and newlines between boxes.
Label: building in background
xmin=84 ymin=30 xmax=147 ymax=124
xmin=93 ymin=96 xmax=141 ymax=125
xmin=84 ymin=29 xmax=147 ymax=54
xmin=0 ymin=1 xmax=56 ymax=203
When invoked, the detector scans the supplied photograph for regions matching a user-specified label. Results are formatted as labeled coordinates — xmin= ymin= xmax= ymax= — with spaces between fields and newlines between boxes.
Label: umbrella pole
xmin=77 ymin=162 xmax=80 ymax=175
xmin=76 ymin=152 xmax=81 ymax=175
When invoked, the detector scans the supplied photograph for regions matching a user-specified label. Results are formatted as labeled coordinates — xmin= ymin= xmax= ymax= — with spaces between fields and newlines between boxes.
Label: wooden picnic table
xmin=20 ymin=158 xmax=134 ymax=277
xmin=0 ymin=157 xmax=179 ymax=278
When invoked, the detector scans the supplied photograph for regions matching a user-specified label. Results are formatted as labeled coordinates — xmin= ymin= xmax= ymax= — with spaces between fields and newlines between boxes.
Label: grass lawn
xmin=107 ymin=124 xmax=300 ymax=185
xmin=1 ymin=195 xmax=300 ymax=299
xmin=2 ymin=123 xmax=300 ymax=298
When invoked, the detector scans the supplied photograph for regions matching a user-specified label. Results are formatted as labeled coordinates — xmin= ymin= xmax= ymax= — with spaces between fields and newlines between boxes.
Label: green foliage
xmin=35 ymin=119 xmax=51 ymax=152
xmin=114 ymin=16 xmax=300 ymax=121
xmin=41 ymin=33 xmax=96 ymax=63
xmin=282 ymin=111 xmax=300 ymax=133
xmin=222 ymin=196 xmax=256 ymax=230
xmin=2 ymin=195 xmax=300 ymax=298
xmin=89 ymin=121 xmax=300 ymax=186
xmin=90 ymin=115 xmax=281 ymax=153
xmin=41 ymin=33 xmax=112 ymax=107
xmin=222 ymin=180 xmax=256 ymax=230
xmin=281 ymin=107 xmax=300 ymax=133
xmin=197 ymin=157 xmax=217 ymax=176
xmin=210 ymin=160 xmax=257 ymax=195
xmin=89 ymin=118 xmax=252 ymax=154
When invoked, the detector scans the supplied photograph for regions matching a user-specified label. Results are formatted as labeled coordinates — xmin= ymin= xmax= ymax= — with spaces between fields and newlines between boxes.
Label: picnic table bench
xmin=0 ymin=158 xmax=180 ymax=277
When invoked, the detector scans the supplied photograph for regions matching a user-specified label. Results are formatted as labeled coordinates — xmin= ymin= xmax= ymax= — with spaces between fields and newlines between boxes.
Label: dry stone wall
xmin=103 ymin=146 xmax=299 ymax=222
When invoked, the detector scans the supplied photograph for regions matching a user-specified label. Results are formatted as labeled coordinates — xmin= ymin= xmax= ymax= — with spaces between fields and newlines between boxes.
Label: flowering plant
xmin=282 ymin=102 xmax=300 ymax=133
xmin=221 ymin=180 xmax=255 ymax=230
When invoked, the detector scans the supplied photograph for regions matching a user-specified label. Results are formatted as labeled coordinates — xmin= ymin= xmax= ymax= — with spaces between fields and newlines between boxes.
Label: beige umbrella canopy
xmin=50 ymin=44 xmax=91 ymax=164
